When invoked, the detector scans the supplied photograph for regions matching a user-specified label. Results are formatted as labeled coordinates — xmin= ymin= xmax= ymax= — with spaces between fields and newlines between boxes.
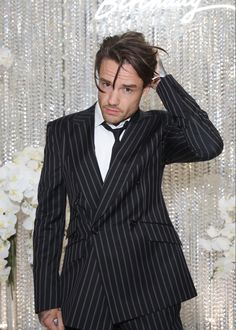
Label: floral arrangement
xmin=0 ymin=146 xmax=44 ymax=284
xmin=200 ymin=195 xmax=235 ymax=279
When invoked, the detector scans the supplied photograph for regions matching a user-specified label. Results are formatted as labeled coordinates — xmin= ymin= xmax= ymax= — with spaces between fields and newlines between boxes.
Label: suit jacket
xmin=33 ymin=75 xmax=223 ymax=328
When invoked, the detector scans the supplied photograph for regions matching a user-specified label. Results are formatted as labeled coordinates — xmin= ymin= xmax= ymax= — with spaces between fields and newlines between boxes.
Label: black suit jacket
xmin=33 ymin=75 xmax=223 ymax=328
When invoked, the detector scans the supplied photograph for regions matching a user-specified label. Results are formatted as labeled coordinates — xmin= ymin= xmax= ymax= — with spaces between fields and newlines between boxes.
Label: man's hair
xmin=94 ymin=31 xmax=165 ymax=90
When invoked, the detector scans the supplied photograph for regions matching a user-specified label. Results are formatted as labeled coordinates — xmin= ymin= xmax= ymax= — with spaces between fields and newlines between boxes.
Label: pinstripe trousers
xmin=65 ymin=303 xmax=183 ymax=330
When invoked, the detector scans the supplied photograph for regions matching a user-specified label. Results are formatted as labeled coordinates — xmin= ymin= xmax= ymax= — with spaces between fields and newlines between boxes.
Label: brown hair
xmin=94 ymin=31 xmax=166 ymax=90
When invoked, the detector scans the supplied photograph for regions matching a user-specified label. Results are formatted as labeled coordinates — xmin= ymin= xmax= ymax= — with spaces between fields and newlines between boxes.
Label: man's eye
xmin=102 ymin=82 xmax=111 ymax=87
xmin=124 ymin=87 xmax=133 ymax=94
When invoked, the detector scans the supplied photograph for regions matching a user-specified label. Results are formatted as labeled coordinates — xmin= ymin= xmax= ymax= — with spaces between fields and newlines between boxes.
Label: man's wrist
xmin=158 ymin=58 xmax=167 ymax=77
xmin=159 ymin=65 xmax=167 ymax=77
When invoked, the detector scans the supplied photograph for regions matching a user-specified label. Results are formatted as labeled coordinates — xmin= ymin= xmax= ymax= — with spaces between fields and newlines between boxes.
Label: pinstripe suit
xmin=33 ymin=75 xmax=223 ymax=329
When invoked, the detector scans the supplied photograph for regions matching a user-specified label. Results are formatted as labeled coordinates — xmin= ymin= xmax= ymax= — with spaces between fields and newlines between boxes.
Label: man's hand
xmin=38 ymin=308 xmax=65 ymax=330
xmin=151 ymin=55 xmax=167 ymax=89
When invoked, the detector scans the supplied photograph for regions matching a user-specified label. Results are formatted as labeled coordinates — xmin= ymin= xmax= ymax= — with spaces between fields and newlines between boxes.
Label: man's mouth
xmin=104 ymin=107 xmax=120 ymax=115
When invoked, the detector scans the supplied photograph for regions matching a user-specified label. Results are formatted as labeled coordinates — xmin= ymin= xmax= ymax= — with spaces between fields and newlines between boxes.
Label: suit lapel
xmin=71 ymin=105 xmax=103 ymax=210
xmin=92 ymin=110 xmax=154 ymax=226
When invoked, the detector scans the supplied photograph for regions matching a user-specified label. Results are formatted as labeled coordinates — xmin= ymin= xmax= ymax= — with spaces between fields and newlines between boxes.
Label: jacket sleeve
xmin=157 ymin=75 xmax=224 ymax=164
xmin=33 ymin=121 xmax=66 ymax=313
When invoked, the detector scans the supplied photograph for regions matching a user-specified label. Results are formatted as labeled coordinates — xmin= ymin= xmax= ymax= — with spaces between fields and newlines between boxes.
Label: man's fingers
xmin=57 ymin=310 xmax=65 ymax=330
xmin=44 ymin=317 xmax=59 ymax=330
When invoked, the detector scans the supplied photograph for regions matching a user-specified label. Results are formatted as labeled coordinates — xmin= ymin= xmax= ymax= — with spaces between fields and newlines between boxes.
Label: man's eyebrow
xmin=99 ymin=78 xmax=138 ymax=89
xmin=99 ymin=78 xmax=111 ymax=83
xmin=122 ymin=84 xmax=138 ymax=88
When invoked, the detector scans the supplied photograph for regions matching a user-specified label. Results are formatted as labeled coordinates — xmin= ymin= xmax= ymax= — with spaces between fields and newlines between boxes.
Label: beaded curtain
xmin=0 ymin=0 xmax=235 ymax=329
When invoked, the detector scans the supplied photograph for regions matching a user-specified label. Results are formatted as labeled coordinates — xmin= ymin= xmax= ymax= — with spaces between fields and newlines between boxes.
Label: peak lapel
xmin=71 ymin=106 xmax=103 ymax=210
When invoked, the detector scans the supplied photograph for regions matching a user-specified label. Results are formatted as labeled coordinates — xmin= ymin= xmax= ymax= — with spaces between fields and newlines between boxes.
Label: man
xmin=33 ymin=31 xmax=223 ymax=330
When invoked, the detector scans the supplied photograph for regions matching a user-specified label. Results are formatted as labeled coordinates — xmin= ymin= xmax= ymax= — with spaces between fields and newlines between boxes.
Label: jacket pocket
xmin=130 ymin=220 xmax=182 ymax=246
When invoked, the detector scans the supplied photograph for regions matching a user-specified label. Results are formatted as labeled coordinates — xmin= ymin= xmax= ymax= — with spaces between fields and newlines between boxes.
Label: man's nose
xmin=108 ymin=89 xmax=119 ymax=106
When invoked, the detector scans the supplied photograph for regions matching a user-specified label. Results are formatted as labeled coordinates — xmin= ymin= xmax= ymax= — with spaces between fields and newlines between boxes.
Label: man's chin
xmin=102 ymin=114 xmax=121 ymax=125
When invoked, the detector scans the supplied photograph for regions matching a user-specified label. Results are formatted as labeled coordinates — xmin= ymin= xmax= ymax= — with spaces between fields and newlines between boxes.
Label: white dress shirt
xmin=94 ymin=102 xmax=129 ymax=181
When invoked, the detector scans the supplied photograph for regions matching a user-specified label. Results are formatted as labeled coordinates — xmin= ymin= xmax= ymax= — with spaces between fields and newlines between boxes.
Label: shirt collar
xmin=95 ymin=102 xmax=104 ymax=128
xmin=95 ymin=102 xmax=130 ymax=129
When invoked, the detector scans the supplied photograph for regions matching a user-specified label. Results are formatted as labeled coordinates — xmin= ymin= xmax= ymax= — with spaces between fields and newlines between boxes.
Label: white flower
xmin=26 ymin=159 xmax=39 ymax=171
xmin=224 ymin=241 xmax=235 ymax=262
xmin=12 ymin=153 xmax=30 ymax=165
xmin=0 ymin=46 xmax=14 ymax=69
xmin=0 ymin=191 xmax=20 ymax=214
xmin=31 ymin=193 xmax=38 ymax=206
xmin=7 ymin=164 xmax=32 ymax=191
xmin=23 ymin=188 xmax=34 ymax=199
xmin=8 ymin=189 xmax=24 ymax=203
xmin=0 ymin=240 xmax=10 ymax=258
xmin=22 ymin=146 xmax=44 ymax=162
xmin=21 ymin=201 xmax=33 ymax=215
xmin=206 ymin=225 xmax=219 ymax=238
xmin=215 ymin=257 xmax=235 ymax=278
xmin=219 ymin=223 xmax=235 ymax=240
xmin=219 ymin=196 xmax=235 ymax=221
xmin=23 ymin=214 xmax=35 ymax=231
xmin=0 ymin=166 xmax=8 ymax=181
xmin=211 ymin=236 xmax=231 ymax=252
xmin=219 ymin=196 xmax=235 ymax=211
xmin=199 ymin=238 xmax=212 ymax=251
xmin=0 ymin=213 xmax=17 ymax=240
xmin=0 ymin=266 xmax=11 ymax=282
xmin=0 ymin=258 xmax=8 ymax=269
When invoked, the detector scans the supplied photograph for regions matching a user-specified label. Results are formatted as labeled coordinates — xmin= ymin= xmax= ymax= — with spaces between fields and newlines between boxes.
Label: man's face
xmin=98 ymin=58 xmax=148 ymax=124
